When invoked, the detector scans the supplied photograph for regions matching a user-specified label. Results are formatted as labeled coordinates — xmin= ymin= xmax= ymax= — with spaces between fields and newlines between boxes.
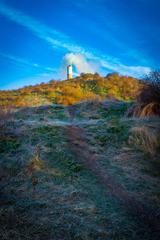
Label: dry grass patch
xmin=129 ymin=125 xmax=160 ymax=155
xmin=139 ymin=102 xmax=160 ymax=117
xmin=28 ymin=154 xmax=46 ymax=173
xmin=127 ymin=102 xmax=160 ymax=118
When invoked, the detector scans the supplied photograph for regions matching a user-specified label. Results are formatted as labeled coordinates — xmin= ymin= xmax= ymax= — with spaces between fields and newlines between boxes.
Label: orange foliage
xmin=0 ymin=73 xmax=142 ymax=107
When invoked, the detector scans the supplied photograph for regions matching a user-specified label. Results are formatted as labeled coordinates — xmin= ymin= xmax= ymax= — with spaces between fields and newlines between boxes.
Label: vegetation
xmin=127 ymin=71 xmax=160 ymax=117
xmin=0 ymin=107 xmax=137 ymax=240
xmin=0 ymin=73 xmax=141 ymax=108
xmin=126 ymin=71 xmax=160 ymax=156
xmin=0 ymin=72 xmax=160 ymax=239
xmin=129 ymin=125 xmax=160 ymax=156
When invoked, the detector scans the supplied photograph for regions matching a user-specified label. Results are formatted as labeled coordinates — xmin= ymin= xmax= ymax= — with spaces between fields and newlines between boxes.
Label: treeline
xmin=0 ymin=72 xmax=142 ymax=108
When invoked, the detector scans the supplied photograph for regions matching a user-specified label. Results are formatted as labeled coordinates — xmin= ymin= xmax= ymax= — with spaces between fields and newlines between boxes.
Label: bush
xmin=127 ymin=71 xmax=160 ymax=118
xmin=138 ymin=71 xmax=160 ymax=105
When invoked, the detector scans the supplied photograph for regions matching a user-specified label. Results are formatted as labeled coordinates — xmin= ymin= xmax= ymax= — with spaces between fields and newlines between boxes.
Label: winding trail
xmin=66 ymin=106 xmax=160 ymax=239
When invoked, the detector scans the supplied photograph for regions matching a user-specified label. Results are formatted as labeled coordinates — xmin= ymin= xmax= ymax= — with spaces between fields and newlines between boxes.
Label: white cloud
xmin=62 ymin=53 xmax=98 ymax=74
xmin=0 ymin=2 xmax=151 ymax=77
xmin=100 ymin=59 xmax=151 ymax=76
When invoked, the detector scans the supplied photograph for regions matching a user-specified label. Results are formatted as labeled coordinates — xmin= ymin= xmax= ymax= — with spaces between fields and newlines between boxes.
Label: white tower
xmin=67 ymin=64 xmax=72 ymax=80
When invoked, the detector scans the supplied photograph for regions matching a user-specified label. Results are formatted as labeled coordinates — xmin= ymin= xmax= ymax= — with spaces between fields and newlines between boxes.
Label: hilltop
xmin=0 ymin=72 xmax=142 ymax=108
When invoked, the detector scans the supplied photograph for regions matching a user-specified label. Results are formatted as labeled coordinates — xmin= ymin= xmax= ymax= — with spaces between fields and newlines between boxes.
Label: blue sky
xmin=0 ymin=0 xmax=159 ymax=90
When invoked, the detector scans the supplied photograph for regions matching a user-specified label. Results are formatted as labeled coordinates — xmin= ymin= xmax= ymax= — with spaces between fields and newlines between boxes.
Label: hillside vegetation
xmin=0 ymin=73 xmax=141 ymax=108
xmin=1 ymin=71 xmax=160 ymax=239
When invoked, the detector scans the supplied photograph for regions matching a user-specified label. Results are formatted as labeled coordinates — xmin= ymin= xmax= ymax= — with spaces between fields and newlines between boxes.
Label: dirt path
xmin=66 ymin=106 xmax=160 ymax=239
xmin=13 ymin=119 xmax=101 ymax=128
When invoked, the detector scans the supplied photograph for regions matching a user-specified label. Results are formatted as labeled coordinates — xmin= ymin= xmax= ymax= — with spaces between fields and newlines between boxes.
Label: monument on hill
xmin=67 ymin=64 xmax=72 ymax=80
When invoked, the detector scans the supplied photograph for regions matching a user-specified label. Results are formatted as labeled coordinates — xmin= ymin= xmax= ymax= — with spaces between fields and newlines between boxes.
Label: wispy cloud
xmin=0 ymin=52 xmax=56 ymax=73
xmin=0 ymin=2 xmax=81 ymax=53
xmin=0 ymin=2 xmax=151 ymax=77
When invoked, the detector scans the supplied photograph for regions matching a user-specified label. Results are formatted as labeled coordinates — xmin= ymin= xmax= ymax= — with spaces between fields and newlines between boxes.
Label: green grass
xmin=15 ymin=105 xmax=69 ymax=121
xmin=98 ymin=102 xmax=130 ymax=119
xmin=0 ymin=136 xmax=20 ymax=153
xmin=89 ymin=119 xmax=130 ymax=147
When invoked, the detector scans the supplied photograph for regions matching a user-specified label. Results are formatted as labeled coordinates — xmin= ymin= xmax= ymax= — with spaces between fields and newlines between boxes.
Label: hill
xmin=0 ymin=72 xmax=142 ymax=108
xmin=1 ymin=72 xmax=160 ymax=239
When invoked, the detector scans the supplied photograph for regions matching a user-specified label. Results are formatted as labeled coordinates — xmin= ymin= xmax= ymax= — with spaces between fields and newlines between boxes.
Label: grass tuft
xmin=129 ymin=125 xmax=160 ymax=155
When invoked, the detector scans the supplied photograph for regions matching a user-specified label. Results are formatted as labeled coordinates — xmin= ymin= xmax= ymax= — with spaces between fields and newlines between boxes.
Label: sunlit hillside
xmin=0 ymin=73 xmax=142 ymax=108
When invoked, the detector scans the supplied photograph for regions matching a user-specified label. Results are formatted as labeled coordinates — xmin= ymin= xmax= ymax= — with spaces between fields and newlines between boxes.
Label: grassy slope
xmin=0 ymin=73 xmax=141 ymax=107
xmin=0 ymin=102 xmax=160 ymax=240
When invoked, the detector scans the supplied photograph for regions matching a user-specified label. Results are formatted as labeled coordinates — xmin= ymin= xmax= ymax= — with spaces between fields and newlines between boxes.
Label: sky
xmin=0 ymin=0 xmax=160 ymax=90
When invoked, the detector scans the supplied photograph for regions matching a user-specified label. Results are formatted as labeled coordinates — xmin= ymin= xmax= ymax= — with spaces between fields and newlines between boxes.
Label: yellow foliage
xmin=0 ymin=73 xmax=141 ymax=107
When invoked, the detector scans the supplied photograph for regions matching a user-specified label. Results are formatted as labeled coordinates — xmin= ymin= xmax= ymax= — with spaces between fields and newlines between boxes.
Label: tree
xmin=138 ymin=71 xmax=160 ymax=104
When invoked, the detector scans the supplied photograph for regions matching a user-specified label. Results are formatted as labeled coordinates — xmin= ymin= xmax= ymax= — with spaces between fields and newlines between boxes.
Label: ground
xmin=0 ymin=101 xmax=160 ymax=240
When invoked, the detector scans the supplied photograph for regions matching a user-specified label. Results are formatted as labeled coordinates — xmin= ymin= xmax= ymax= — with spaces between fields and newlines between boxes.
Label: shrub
xmin=138 ymin=71 xmax=160 ymax=105
xmin=127 ymin=71 xmax=160 ymax=118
